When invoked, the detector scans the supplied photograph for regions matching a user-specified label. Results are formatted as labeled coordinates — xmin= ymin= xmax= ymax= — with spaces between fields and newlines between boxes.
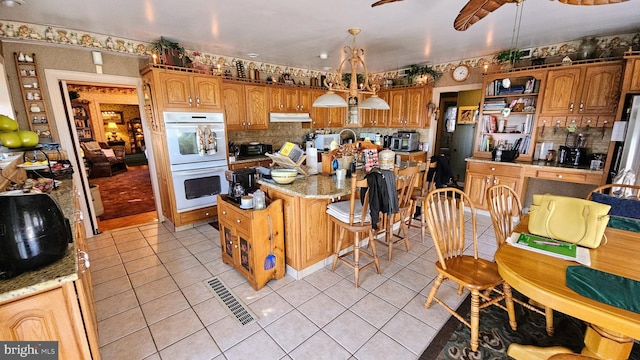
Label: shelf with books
xmin=475 ymin=70 xmax=545 ymax=160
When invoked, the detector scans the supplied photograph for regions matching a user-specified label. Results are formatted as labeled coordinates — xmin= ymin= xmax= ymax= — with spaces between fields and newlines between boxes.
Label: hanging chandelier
xmin=312 ymin=28 xmax=390 ymax=110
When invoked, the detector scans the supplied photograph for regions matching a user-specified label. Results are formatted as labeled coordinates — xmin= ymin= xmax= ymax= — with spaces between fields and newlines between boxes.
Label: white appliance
xmin=171 ymin=161 xmax=229 ymax=212
xmin=314 ymin=134 xmax=340 ymax=151
xmin=610 ymin=95 xmax=640 ymax=185
xmin=163 ymin=111 xmax=229 ymax=212
xmin=269 ymin=113 xmax=312 ymax=123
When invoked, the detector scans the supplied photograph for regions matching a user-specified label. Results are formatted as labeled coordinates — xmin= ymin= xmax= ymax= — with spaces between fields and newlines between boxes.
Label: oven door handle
xmin=173 ymin=167 xmax=225 ymax=177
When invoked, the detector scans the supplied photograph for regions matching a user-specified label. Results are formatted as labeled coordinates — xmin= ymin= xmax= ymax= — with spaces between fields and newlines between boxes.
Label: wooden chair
xmin=424 ymin=187 xmax=517 ymax=352
xmin=375 ymin=165 xmax=420 ymax=261
xmin=407 ymin=160 xmax=436 ymax=243
xmin=486 ymin=184 xmax=554 ymax=336
xmin=586 ymin=183 xmax=640 ymax=200
xmin=327 ymin=173 xmax=381 ymax=288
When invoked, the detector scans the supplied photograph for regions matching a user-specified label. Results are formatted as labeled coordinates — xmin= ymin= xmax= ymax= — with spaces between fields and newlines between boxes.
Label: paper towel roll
xmin=306 ymin=147 xmax=318 ymax=174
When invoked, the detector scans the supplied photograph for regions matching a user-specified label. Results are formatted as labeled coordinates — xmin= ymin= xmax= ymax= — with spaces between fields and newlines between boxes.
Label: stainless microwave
xmin=391 ymin=132 xmax=420 ymax=151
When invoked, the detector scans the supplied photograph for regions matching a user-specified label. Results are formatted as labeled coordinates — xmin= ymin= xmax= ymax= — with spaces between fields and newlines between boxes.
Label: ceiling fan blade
xmin=557 ymin=0 xmax=627 ymax=4
xmin=371 ymin=0 xmax=403 ymax=7
xmin=454 ymin=0 xmax=512 ymax=31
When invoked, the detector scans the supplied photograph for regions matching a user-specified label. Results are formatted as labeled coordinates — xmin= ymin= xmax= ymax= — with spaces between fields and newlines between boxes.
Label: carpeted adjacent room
xmin=89 ymin=165 xmax=155 ymax=220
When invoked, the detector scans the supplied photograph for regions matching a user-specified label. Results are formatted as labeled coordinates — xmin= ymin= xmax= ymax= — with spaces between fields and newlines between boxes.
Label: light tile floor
xmin=90 ymin=213 xmax=499 ymax=360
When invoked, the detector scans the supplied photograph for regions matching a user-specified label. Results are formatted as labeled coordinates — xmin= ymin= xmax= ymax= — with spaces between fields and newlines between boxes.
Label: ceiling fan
xmin=454 ymin=0 xmax=628 ymax=31
xmin=371 ymin=0 xmax=628 ymax=31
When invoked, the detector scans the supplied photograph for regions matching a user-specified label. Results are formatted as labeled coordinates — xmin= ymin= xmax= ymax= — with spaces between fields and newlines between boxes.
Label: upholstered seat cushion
xmin=590 ymin=192 xmax=640 ymax=232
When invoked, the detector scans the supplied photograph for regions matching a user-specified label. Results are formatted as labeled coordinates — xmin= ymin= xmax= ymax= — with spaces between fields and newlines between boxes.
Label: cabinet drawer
xmin=218 ymin=203 xmax=251 ymax=233
xmin=467 ymin=162 xmax=522 ymax=178
xmin=179 ymin=206 xmax=217 ymax=224
xmin=534 ymin=170 xmax=590 ymax=183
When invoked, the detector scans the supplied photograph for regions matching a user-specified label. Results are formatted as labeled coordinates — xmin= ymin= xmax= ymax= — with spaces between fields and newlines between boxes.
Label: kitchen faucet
xmin=338 ymin=128 xmax=358 ymax=144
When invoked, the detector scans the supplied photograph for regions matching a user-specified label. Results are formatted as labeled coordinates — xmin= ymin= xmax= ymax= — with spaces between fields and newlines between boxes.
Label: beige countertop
xmin=229 ymin=155 xmax=271 ymax=165
xmin=465 ymin=157 xmax=605 ymax=176
xmin=258 ymin=173 xmax=355 ymax=199
xmin=0 ymin=178 xmax=79 ymax=302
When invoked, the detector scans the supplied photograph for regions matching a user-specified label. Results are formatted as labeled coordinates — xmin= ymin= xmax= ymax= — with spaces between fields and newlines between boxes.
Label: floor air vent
xmin=204 ymin=277 xmax=257 ymax=326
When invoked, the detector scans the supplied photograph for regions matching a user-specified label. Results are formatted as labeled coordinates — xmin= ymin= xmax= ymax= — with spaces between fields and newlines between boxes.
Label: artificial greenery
xmin=342 ymin=73 xmax=366 ymax=86
xmin=406 ymin=64 xmax=442 ymax=84
xmin=494 ymin=49 xmax=524 ymax=64
xmin=151 ymin=36 xmax=190 ymax=66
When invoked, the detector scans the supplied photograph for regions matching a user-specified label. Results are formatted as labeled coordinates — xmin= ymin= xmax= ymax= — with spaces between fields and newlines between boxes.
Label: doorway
xmin=432 ymin=85 xmax=483 ymax=186
xmin=45 ymin=70 xmax=162 ymax=238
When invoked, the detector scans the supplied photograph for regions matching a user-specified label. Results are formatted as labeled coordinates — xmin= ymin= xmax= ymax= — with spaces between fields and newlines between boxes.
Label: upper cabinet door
xmin=405 ymin=87 xmax=425 ymax=128
xmin=158 ymin=72 xmax=192 ymax=109
xmin=540 ymin=68 xmax=582 ymax=115
xmin=579 ymin=63 xmax=622 ymax=115
xmin=269 ymin=87 xmax=285 ymax=112
xmin=245 ymin=85 xmax=269 ymax=130
xmin=222 ymin=82 xmax=246 ymax=131
xmin=192 ymin=76 xmax=222 ymax=111
xmin=388 ymin=89 xmax=406 ymax=127
xmin=298 ymin=89 xmax=312 ymax=113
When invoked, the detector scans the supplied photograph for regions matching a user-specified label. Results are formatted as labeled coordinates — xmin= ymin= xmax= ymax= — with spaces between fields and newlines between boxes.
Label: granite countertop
xmin=258 ymin=173 xmax=355 ymax=199
xmin=465 ymin=157 xmax=604 ymax=175
xmin=0 ymin=178 xmax=79 ymax=302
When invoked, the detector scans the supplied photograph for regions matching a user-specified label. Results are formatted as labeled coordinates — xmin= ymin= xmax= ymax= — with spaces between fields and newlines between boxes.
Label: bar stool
xmin=407 ymin=160 xmax=436 ymax=243
xmin=327 ymin=174 xmax=381 ymax=287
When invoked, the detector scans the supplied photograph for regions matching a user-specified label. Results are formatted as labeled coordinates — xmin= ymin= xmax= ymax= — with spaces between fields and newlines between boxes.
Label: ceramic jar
xmin=577 ymin=37 xmax=598 ymax=60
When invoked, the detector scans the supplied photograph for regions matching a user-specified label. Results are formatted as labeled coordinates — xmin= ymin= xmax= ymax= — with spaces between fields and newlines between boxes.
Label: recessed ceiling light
xmin=1 ymin=0 xmax=25 ymax=6
xmin=246 ymin=53 xmax=259 ymax=58
xmin=319 ymin=52 xmax=328 ymax=60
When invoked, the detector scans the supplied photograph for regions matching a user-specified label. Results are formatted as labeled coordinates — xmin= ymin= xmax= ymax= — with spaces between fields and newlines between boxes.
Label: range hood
xmin=269 ymin=113 xmax=312 ymax=123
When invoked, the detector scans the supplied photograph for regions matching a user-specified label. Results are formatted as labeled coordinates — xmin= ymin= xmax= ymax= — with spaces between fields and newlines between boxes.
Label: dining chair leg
xmin=502 ymin=282 xmax=518 ymax=331
xmin=331 ymin=227 xmax=345 ymax=272
xmin=368 ymin=229 xmax=381 ymax=274
xmin=419 ymin=201 xmax=426 ymax=244
xmin=353 ymin=232 xmax=361 ymax=287
xmin=425 ymin=274 xmax=445 ymax=308
xmin=470 ymin=290 xmax=481 ymax=352
xmin=545 ymin=306 xmax=554 ymax=336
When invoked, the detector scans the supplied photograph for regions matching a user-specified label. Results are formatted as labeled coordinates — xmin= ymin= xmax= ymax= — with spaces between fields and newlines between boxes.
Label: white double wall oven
xmin=164 ymin=112 xmax=229 ymax=212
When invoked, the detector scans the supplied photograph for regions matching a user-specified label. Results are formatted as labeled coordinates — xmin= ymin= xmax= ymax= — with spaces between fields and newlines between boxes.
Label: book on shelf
xmin=482 ymin=115 xmax=498 ymax=133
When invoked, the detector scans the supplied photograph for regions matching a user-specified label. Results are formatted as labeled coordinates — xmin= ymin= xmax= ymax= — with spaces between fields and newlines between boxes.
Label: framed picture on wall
xmin=457 ymin=105 xmax=479 ymax=124
xmin=102 ymin=111 xmax=123 ymax=124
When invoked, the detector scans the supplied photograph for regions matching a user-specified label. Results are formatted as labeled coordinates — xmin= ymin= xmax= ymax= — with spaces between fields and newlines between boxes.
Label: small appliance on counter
xmin=225 ymin=168 xmax=258 ymax=203
xmin=0 ymin=193 xmax=71 ymax=278
xmin=314 ymin=134 xmax=340 ymax=151
xmin=391 ymin=131 xmax=420 ymax=151
xmin=558 ymin=146 xmax=587 ymax=166
xmin=239 ymin=142 xmax=272 ymax=157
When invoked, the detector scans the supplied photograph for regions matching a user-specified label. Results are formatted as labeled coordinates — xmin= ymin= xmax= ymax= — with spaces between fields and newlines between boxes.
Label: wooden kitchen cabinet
xmin=269 ymin=86 xmax=311 ymax=113
xmin=464 ymin=161 xmax=522 ymax=210
xmin=263 ymin=187 xmax=333 ymax=270
xmin=156 ymin=71 xmax=222 ymax=111
xmin=217 ymin=195 xmax=285 ymax=290
xmin=360 ymin=91 xmax=389 ymax=127
xmin=540 ymin=62 xmax=622 ymax=117
xmin=388 ymin=86 xmax=428 ymax=128
xmin=229 ymin=159 xmax=272 ymax=170
xmin=624 ymin=55 xmax=640 ymax=92
xmin=0 ymin=191 xmax=100 ymax=360
xmin=310 ymin=90 xmax=346 ymax=128
xmin=223 ymin=82 xmax=269 ymax=131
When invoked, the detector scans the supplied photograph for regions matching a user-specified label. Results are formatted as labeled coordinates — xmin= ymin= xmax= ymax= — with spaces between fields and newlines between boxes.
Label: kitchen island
xmin=258 ymin=173 xmax=354 ymax=279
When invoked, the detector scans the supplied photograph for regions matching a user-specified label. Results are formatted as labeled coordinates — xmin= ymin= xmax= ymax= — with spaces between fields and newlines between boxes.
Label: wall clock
xmin=452 ymin=64 xmax=470 ymax=82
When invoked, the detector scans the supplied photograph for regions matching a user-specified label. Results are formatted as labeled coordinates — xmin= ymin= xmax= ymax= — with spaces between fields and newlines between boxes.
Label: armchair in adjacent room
xmin=80 ymin=141 xmax=127 ymax=178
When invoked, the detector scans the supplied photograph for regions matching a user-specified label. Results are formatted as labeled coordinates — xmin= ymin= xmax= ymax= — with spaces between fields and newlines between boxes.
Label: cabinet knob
xmin=579 ymin=102 xmax=584 ymax=112
xmin=205 ymin=212 xmax=209 ymax=216
xmin=196 ymin=96 xmax=201 ymax=107
xmin=188 ymin=97 xmax=193 ymax=106
xmin=77 ymin=250 xmax=90 ymax=273
xmin=279 ymin=104 xmax=284 ymax=109
xmin=222 ymin=211 xmax=227 ymax=215
xmin=237 ymin=219 xmax=241 ymax=223
xmin=557 ymin=175 xmax=563 ymax=179
xmin=569 ymin=102 xmax=574 ymax=112
xmin=490 ymin=167 xmax=495 ymax=171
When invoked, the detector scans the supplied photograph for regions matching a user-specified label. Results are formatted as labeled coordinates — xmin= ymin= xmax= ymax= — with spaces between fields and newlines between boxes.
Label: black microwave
xmin=239 ymin=143 xmax=272 ymax=157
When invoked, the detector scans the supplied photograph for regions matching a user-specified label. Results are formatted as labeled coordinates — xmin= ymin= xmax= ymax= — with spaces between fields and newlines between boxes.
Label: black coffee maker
xmin=559 ymin=133 xmax=588 ymax=166
xmin=226 ymin=168 xmax=257 ymax=203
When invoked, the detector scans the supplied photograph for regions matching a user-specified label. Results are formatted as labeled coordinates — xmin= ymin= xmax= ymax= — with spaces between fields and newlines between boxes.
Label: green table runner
xmin=566 ymin=265 xmax=640 ymax=314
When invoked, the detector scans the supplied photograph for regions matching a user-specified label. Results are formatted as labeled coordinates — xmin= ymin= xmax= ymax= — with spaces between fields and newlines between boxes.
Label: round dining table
xmin=496 ymin=215 xmax=640 ymax=360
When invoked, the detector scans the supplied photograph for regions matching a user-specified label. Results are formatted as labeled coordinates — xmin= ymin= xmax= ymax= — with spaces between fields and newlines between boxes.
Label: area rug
xmin=89 ymin=165 xmax=155 ymax=220
xmin=420 ymin=291 xmax=640 ymax=360
xmin=124 ymin=152 xmax=148 ymax=167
